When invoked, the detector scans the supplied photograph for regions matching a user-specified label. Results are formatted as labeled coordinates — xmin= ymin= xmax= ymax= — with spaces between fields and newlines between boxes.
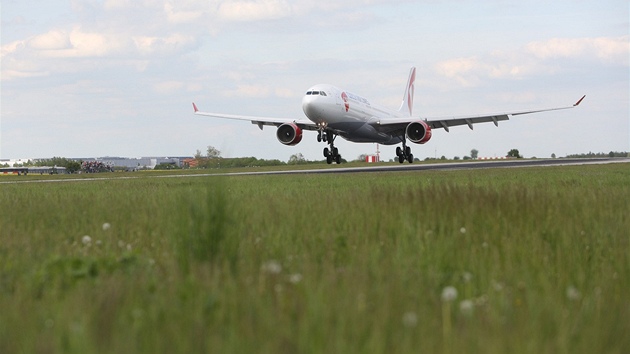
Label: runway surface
xmin=2 ymin=158 xmax=628 ymax=184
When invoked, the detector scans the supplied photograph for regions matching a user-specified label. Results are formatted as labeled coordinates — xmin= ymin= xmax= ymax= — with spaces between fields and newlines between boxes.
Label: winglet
xmin=573 ymin=95 xmax=586 ymax=107
xmin=192 ymin=102 xmax=199 ymax=112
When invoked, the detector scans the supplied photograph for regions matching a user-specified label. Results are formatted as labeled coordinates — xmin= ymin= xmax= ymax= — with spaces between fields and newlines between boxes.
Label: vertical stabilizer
xmin=398 ymin=67 xmax=416 ymax=117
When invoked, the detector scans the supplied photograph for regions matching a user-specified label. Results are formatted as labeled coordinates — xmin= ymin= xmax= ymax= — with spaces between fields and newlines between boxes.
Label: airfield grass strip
xmin=0 ymin=164 xmax=628 ymax=353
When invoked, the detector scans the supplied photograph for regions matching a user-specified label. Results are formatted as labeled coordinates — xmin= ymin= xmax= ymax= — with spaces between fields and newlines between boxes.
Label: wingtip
xmin=192 ymin=102 xmax=198 ymax=112
xmin=573 ymin=95 xmax=586 ymax=107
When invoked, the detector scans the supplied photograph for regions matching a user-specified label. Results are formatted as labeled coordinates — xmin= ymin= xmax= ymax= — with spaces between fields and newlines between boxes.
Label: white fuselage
xmin=301 ymin=84 xmax=406 ymax=145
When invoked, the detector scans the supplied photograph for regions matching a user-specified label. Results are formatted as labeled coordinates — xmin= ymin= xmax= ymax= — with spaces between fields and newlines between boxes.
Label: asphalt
xmin=2 ymin=158 xmax=628 ymax=184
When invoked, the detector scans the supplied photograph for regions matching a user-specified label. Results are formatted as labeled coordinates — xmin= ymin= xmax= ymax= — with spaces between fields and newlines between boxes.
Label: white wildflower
xmin=462 ymin=272 xmax=472 ymax=283
xmin=102 ymin=222 xmax=111 ymax=231
xmin=289 ymin=273 xmax=302 ymax=284
xmin=81 ymin=235 xmax=92 ymax=246
xmin=402 ymin=312 xmax=418 ymax=328
xmin=459 ymin=299 xmax=474 ymax=315
xmin=460 ymin=227 xmax=467 ymax=234
xmin=566 ymin=286 xmax=581 ymax=301
xmin=441 ymin=286 xmax=458 ymax=302
xmin=261 ymin=260 xmax=282 ymax=274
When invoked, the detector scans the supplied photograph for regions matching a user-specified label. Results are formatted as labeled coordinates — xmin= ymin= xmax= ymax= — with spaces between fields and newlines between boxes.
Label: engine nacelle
xmin=276 ymin=123 xmax=303 ymax=146
xmin=406 ymin=121 xmax=432 ymax=144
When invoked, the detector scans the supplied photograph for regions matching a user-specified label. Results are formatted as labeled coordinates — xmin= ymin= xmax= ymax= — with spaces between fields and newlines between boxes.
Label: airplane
xmin=192 ymin=67 xmax=585 ymax=164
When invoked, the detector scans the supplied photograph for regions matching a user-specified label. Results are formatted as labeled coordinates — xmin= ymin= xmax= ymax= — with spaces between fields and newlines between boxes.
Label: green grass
xmin=1 ymin=164 xmax=629 ymax=353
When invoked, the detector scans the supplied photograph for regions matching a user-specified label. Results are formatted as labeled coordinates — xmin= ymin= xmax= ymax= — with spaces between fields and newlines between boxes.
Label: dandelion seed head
xmin=289 ymin=273 xmax=302 ymax=284
xmin=402 ymin=312 xmax=418 ymax=327
xmin=261 ymin=260 xmax=282 ymax=274
xmin=459 ymin=299 xmax=474 ymax=315
xmin=460 ymin=227 xmax=467 ymax=234
xmin=102 ymin=222 xmax=111 ymax=231
xmin=441 ymin=286 xmax=458 ymax=302
xmin=566 ymin=286 xmax=581 ymax=301
xmin=81 ymin=235 xmax=92 ymax=245
xmin=462 ymin=272 xmax=472 ymax=283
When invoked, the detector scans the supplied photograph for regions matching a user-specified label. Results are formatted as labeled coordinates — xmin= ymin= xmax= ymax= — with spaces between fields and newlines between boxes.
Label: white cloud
xmin=154 ymin=81 xmax=185 ymax=94
xmin=29 ymin=29 xmax=72 ymax=50
xmin=225 ymin=84 xmax=271 ymax=98
xmin=434 ymin=36 xmax=629 ymax=89
xmin=133 ymin=33 xmax=196 ymax=55
xmin=164 ymin=2 xmax=203 ymax=24
xmin=216 ymin=0 xmax=293 ymax=21
xmin=527 ymin=36 xmax=629 ymax=65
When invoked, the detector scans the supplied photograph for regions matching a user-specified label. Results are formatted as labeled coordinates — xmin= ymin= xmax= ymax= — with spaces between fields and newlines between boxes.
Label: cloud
xmin=216 ymin=0 xmax=293 ymax=21
xmin=164 ymin=2 xmax=203 ymax=24
xmin=153 ymin=81 xmax=185 ymax=94
xmin=133 ymin=33 xmax=196 ymax=55
xmin=29 ymin=29 xmax=72 ymax=50
xmin=434 ymin=36 xmax=629 ymax=88
xmin=527 ymin=36 xmax=629 ymax=65
xmin=225 ymin=84 xmax=271 ymax=98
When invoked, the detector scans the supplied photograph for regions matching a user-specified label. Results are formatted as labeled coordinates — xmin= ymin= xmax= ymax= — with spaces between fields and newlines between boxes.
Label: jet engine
xmin=406 ymin=121 xmax=432 ymax=144
xmin=276 ymin=123 xmax=303 ymax=145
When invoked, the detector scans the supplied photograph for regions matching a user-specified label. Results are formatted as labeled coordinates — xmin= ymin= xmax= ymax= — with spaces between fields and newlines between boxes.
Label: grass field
xmin=1 ymin=163 xmax=629 ymax=353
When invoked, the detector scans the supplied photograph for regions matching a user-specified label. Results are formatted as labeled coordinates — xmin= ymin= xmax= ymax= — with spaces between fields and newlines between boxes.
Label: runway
xmin=211 ymin=157 xmax=629 ymax=176
xmin=1 ymin=158 xmax=628 ymax=184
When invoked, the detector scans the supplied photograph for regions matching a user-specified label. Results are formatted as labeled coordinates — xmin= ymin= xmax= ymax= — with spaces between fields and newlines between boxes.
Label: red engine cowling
xmin=406 ymin=121 xmax=432 ymax=144
xmin=276 ymin=123 xmax=303 ymax=146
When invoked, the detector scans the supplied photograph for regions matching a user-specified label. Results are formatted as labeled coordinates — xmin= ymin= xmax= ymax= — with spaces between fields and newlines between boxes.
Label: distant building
xmin=83 ymin=157 xmax=185 ymax=170
xmin=365 ymin=155 xmax=380 ymax=163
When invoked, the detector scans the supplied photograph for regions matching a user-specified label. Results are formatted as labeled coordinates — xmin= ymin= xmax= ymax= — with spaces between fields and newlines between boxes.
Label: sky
xmin=1 ymin=0 xmax=628 ymax=161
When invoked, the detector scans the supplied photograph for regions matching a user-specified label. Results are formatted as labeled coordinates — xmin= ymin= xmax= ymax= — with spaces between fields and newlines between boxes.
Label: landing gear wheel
xmin=396 ymin=141 xmax=414 ymax=163
xmin=335 ymin=154 xmax=341 ymax=164
xmin=327 ymin=155 xmax=333 ymax=164
xmin=323 ymin=147 xmax=329 ymax=158
xmin=317 ymin=135 xmax=322 ymax=142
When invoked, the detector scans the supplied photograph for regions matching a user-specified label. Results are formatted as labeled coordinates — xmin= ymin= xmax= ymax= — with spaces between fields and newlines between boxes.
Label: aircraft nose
xmin=302 ymin=95 xmax=319 ymax=119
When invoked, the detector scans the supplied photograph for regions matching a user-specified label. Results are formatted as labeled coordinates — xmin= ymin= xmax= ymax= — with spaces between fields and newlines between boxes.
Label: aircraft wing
xmin=192 ymin=103 xmax=319 ymax=131
xmin=374 ymin=95 xmax=585 ymax=133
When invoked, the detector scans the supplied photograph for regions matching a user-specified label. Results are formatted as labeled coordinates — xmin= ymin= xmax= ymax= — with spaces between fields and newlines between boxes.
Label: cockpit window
xmin=320 ymin=91 xmax=327 ymax=96
xmin=306 ymin=91 xmax=327 ymax=96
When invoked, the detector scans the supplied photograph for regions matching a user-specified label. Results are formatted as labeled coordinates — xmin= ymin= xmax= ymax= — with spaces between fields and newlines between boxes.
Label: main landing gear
xmin=321 ymin=130 xmax=341 ymax=164
xmin=396 ymin=141 xmax=414 ymax=163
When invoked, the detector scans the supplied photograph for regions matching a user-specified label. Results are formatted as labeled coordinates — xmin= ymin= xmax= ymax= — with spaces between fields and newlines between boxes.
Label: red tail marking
xmin=192 ymin=102 xmax=199 ymax=112
xmin=573 ymin=95 xmax=586 ymax=107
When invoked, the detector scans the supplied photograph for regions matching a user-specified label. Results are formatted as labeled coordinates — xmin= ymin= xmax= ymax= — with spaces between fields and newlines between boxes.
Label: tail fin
xmin=398 ymin=67 xmax=416 ymax=117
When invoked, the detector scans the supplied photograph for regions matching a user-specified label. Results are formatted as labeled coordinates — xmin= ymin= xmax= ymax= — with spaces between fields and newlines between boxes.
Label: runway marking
xmin=1 ymin=158 xmax=628 ymax=184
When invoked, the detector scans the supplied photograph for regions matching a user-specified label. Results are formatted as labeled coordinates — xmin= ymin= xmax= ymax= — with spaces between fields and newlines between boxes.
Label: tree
xmin=206 ymin=146 xmax=221 ymax=159
xmin=288 ymin=153 xmax=306 ymax=164
xmin=470 ymin=149 xmax=479 ymax=159
xmin=507 ymin=149 xmax=522 ymax=158
xmin=551 ymin=153 xmax=556 ymax=158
